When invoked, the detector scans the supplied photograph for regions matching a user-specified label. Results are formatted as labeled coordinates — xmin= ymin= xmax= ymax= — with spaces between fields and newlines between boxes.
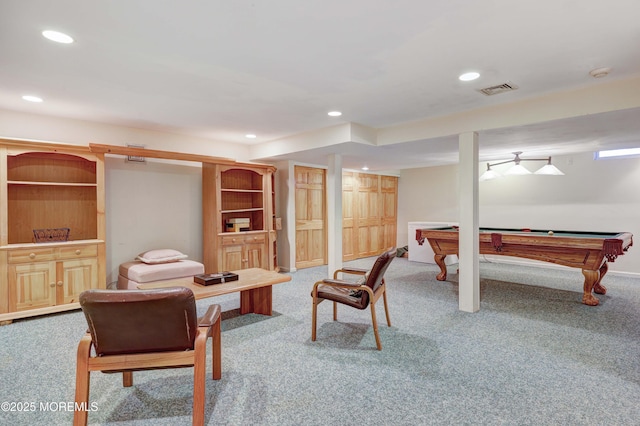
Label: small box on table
xmin=194 ymin=272 xmax=239 ymax=286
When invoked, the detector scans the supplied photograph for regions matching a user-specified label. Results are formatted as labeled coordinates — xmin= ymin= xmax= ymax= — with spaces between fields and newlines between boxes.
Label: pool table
xmin=416 ymin=227 xmax=634 ymax=306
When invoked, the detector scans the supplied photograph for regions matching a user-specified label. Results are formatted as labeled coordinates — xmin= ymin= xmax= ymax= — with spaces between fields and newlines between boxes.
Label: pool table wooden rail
xmin=416 ymin=227 xmax=633 ymax=306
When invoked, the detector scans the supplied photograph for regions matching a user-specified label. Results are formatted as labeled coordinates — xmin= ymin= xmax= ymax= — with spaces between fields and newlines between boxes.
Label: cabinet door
xmin=220 ymin=245 xmax=244 ymax=271
xmin=220 ymin=242 xmax=265 ymax=271
xmin=245 ymin=243 xmax=265 ymax=269
xmin=9 ymin=262 xmax=56 ymax=311
xmin=60 ymin=258 xmax=98 ymax=304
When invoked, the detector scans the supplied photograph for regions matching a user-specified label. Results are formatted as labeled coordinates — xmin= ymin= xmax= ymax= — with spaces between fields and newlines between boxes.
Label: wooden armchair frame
xmin=311 ymin=247 xmax=395 ymax=350
xmin=73 ymin=289 xmax=222 ymax=426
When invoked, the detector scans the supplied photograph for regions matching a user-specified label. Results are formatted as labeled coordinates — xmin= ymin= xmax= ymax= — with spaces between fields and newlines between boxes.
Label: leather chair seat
xmin=315 ymin=285 xmax=368 ymax=310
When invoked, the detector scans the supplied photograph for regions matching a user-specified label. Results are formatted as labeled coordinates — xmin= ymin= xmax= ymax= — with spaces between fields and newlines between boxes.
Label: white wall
xmin=105 ymin=157 xmax=202 ymax=286
xmin=397 ymin=163 xmax=460 ymax=245
xmin=398 ymin=152 xmax=640 ymax=274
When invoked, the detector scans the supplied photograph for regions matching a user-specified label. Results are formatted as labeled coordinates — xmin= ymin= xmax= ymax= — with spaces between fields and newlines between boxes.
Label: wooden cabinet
xmin=0 ymin=139 xmax=105 ymax=323
xmin=219 ymin=233 xmax=267 ymax=270
xmin=202 ymin=163 xmax=276 ymax=273
xmin=8 ymin=245 xmax=98 ymax=312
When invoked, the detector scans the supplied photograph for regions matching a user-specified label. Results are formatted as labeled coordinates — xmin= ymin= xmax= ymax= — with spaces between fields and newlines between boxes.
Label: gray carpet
xmin=1 ymin=257 xmax=640 ymax=425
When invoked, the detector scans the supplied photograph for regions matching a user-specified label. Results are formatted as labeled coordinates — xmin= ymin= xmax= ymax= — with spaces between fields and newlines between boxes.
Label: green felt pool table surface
xmin=478 ymin=228 xmax=626 ymax=239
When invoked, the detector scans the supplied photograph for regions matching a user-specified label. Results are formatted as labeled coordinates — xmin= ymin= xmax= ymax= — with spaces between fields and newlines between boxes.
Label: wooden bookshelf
xmin=0 ymin=139 xmax=106 ymax=323
xmin=202 ymin=163 xmax=277 ymax=273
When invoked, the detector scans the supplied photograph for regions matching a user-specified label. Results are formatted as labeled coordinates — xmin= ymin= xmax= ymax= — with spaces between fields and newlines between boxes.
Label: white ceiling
xmin=1 ymin=0 xmax=640 ymax=171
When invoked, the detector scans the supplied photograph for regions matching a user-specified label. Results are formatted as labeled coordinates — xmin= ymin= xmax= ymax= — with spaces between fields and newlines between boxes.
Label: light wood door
xmin=9 ymin=262 xmax=56 ymax=311
xmin=221 ymin=245 xmax=244 ymax=271
xmin=381 ymin=175 xmax=398 ymax=250
xmin=293 ymin=168 xmax=398 ymax=266
xmin=342 ymin=171 xmax=357 ymax=261
xmin=356 ymin=173 xmax=383 ymax=258
xmin=245 ymin=242 xmax=265 ymax=269
xmin=295 ymin=166 xmax=326 ymax=269
xmin=60 ymin=258 xmax=97 ymax=304
xmin=343 ymin=173 xmax=398 ymax=260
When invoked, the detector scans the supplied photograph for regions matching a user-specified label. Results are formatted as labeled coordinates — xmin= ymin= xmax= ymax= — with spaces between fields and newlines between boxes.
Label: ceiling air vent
xmin=477 ymin=82 xmax=519 ymax=96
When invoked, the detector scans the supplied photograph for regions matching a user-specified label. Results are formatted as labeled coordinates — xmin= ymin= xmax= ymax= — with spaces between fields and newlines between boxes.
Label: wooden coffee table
xmin=137 ymin=268 xmax=291 ymax=315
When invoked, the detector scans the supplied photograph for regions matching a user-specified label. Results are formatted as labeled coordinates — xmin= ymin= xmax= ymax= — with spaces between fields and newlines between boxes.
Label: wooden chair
xmin=311 ymin=247 xmax=396 ymax=350
xmin=73 ymin=287 xmax=222 ymax=426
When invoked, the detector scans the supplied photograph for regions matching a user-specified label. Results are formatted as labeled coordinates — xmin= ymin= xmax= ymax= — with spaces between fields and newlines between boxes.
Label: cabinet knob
xmin=50 ymin=282 xmax=56 ymax=288
xmin=232 ymin=238 xmax=236 ymax=242
xmin=29 ymin=253 xmax=36 ymax=259
xmin=57 ymin=281 xmax=63 ymax=286
xmin=75 ymin=249 xmax=81 ymax=255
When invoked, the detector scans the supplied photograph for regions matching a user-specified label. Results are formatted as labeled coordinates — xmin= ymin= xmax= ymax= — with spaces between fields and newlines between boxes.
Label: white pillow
xmin=136 ymin=249 xmax=188 ymax=264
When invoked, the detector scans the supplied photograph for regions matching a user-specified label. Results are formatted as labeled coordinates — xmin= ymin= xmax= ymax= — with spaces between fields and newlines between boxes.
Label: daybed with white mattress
xmin=117 ymin=249 xmax=204 ymax=290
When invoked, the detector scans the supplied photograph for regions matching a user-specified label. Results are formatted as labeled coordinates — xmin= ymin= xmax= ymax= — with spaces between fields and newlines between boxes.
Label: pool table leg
xmin=581 ymin=263 xmax=607 ymax=306
xmin=434 ymin=255 xmax=448 ymax=281
xmin=593 ymin=261 xmax=608 ymax=295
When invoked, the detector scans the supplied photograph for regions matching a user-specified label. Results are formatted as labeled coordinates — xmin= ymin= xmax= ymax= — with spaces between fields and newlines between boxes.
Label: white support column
xmin=326 ymin=154 xmax=343 ymax=275
xmin=458 ymin=132 xmax=480 ymax=312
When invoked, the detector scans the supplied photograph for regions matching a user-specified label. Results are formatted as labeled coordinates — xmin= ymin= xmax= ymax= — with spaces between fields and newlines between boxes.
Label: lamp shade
xmin=480 ymin=152 xmax=566 ymax=181
xmin=534 ymin=164 xmax=565 ymax=175
xmin=479 ymin=169 xmax=502 ymax=181
xmin=504 ymin=164 xmax=531 ymax=176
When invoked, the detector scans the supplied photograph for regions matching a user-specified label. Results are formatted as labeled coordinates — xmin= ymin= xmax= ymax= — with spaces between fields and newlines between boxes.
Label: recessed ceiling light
xmin=42 ymin=30 xmax=74 ymax=44
xmin=328 ymin=111 xmax=342 ymax=117
xmin=459 ymin=72 xmax=480 ymax=82
xmin=245 ymin=134 xmax=257 ymax=139
xmin=22 ymin=95 xmax=43 ymax=103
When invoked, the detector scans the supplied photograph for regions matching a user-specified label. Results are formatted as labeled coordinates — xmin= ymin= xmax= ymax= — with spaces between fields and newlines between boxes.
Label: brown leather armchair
xmin=311 ymin=247 xmax=396 ymax=350
xmin=73 ymin=287 xmax=222 ymax=426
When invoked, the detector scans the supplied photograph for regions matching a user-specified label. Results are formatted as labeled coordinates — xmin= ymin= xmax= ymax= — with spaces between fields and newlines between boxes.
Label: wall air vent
xmin=477 ymin=82 xmax=519 ymax=96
